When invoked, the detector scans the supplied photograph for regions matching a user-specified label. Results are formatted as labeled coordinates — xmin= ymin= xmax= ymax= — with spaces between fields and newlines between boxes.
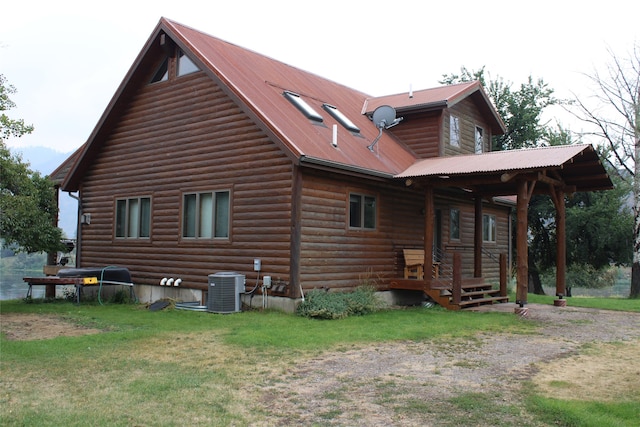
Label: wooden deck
xmin=389 ymin=277 xmax=508 ymax=310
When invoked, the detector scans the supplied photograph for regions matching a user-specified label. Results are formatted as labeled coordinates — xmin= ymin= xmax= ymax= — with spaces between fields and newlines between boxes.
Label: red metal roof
xmin=60 ymin=18 xmax=611 ymax=195
xmin=396 ymin=144 xmax=613 ymax=193
xmin=163 ymin=18 xmax=417 ymax=177
xmin=363 ymin=81 xmax=506 ymax=134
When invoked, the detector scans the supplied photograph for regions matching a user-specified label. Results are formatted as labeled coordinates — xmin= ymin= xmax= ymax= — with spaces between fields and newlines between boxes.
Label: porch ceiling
xmin=395 ymin=144 xmax=613 ymax=196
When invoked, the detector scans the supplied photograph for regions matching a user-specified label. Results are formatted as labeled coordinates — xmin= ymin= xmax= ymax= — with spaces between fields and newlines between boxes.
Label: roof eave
xmin=300 ymin=156 xmax=395 ymax=180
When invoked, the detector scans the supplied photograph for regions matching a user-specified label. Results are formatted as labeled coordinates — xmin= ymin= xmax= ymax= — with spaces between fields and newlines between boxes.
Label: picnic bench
xmin=23 ymin=267 xmax=133 ymax=303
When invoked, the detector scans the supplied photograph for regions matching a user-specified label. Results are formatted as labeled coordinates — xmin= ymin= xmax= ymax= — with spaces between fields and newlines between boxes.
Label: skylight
xmin=322 ymin=104 xmax=360 ymax=133
xmin=283 ymin=91 xmax=323 ymax=122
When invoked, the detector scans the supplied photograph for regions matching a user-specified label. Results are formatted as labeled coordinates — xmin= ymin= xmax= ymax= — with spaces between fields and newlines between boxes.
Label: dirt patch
xmin=0 ymin=313 xmax=102 ymax=340
xmin=251 ymin=303 xmax=640 ymax=426
xmin=532 ymin=340 xmax=640 ymax=402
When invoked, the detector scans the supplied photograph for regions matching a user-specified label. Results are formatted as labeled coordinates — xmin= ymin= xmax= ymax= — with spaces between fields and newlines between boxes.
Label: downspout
xmin=67 ymin=191 xmax=81 ymax=267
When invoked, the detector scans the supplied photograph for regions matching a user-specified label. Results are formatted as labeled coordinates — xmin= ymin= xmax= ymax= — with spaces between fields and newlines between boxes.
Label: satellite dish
xmin=368 ymin=105 xmax=403 ymax=152
xmin=372 ymin=105 xmax=397 ymax=129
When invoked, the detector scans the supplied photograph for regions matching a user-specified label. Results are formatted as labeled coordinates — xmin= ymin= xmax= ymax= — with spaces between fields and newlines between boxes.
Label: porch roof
xmin=395 ymin=144 xmax=612 ymax=195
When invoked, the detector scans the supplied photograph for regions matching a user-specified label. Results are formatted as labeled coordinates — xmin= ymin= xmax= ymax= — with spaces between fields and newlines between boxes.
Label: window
xmin=177 ymin=50 xmax=199 ymax=76
xmin=115 ymin=197 xmax=151 ymax=238
xmin=450 ymin=208 xmax=460 ymax=240
xmin=482 ymin=214 xmax=496 ymax=242
xmin=283 ymin=91 xmax=323 ymax=122
xmin=150 ymin=58 xmax=169 ymax=83
xmin=183 ymin=191 xmax=230 ymax=239
xmin=450 ymin=115 xmax=460 ymax=147
xmin=475 ymin=126 xmax=484 ymax=153
xmin=322 ymin=104 xmax=360 ymax=133
xmin=349 ymin=193 xmax=376 ymax=230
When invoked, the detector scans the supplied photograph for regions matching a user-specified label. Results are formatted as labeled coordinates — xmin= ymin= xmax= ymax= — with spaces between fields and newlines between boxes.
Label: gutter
xmin=299 ymin=155 xmax=395 ymax=180
xmin=66 ymin=191 xmax=82 ymax=266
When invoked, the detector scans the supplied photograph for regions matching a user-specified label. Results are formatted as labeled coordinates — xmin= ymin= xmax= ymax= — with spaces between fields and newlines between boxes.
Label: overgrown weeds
xmin=296 ymin=285 xmax=382 ymax=319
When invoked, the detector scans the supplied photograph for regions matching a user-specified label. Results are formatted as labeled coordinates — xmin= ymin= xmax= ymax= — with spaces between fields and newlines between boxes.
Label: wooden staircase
xmin=424 ymin=277 xmax=508 ymax=310
xmin=393 ymin=248 xmax=509 ymax=310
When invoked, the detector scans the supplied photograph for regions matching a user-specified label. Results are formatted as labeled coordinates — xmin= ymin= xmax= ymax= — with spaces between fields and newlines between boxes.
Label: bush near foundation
xmin=296 ymin=286 xmax=382 ymax=319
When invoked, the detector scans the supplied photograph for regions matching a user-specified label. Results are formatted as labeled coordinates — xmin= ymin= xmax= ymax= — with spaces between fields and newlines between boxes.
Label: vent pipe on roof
xmin=409 ymin=84 xmax=413 ymax=99
xmin=332 ymin=125 xmax=338 ymax=147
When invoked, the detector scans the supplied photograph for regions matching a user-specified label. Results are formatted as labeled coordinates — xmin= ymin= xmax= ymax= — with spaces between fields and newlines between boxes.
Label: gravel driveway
xmin=253 ymin=303 xmax=640 ymax=426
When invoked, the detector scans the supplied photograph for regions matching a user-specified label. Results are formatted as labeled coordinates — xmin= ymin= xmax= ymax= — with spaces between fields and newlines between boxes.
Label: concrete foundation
xmin=81 ymin=285 xmax=413 ymax=314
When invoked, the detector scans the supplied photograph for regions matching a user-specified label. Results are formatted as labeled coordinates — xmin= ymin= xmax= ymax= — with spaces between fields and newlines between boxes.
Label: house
xmin=54 ymin=18 xmax=612 ymax=310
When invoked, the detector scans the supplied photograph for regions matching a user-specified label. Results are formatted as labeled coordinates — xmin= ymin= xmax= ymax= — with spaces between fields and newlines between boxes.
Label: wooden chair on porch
xmin=403 ymin=249 xmax=440 ymax=280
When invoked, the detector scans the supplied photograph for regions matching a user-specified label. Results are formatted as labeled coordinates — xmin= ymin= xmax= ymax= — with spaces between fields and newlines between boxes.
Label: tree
xmin=570 ymin=43 xmax=640 ymax=298
xmin=1 ymin=74 xmax=34 ymax=139
xmin=0 ymin=75 xmax=65 ymax=254
xmin=440 ymin=66 xmax=558 ymax=150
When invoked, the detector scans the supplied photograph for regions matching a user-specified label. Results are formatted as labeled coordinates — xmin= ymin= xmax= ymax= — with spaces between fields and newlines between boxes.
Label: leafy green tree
xmin=565 ymin=171 xmax=633 ymax=269
xmin=1 ymin=75 xmax=34 ymax=139
xmin=570 ymin=43 xmax=640 ymax=298
xmin=0 ymin=75 xmax=65 ymax=254
xmin=440 ymin=66 xmax=558 ymax=150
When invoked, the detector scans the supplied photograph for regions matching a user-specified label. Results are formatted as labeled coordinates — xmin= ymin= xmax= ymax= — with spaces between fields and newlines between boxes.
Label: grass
xmin=525 ymin=393 xmax=640 ymax=427
xmin=524 ymin=292 xmax=640 ymax=312
xmin=1 ymin=295 xmax=639 ymax=426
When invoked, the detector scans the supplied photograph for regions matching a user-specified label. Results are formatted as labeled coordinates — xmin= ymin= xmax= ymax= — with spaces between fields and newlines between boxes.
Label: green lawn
xmin=1 ymin=296 xmax=638 ymax=426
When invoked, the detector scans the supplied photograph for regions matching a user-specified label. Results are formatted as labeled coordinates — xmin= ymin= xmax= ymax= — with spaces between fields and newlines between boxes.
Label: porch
xmin=390 ymin=249 xmax=509 ymax=310
xmin=391 ymin=145 xmax=612 ymax=310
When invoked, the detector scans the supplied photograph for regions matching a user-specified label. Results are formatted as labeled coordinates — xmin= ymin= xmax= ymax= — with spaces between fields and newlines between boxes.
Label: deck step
xmin=457 ymin=296 xmax=509 ymax=308
xmin=462 ymin=289 xmax=501 ymax=297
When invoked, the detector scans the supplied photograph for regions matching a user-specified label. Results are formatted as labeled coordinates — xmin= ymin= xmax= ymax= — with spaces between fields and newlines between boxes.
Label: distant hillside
xmin=8 ymin=146 xmax=78 ymax=238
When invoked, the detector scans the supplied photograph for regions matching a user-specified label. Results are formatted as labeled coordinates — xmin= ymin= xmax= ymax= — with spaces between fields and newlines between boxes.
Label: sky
xmin=2 ymin=0 xmax=639 ymax=154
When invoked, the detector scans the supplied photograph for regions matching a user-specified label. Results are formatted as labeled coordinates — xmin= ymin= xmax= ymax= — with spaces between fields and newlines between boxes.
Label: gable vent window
xmin=178 ymin=50 xmax=199 ymax=76
xmin=283 ymin=91 xmax=323 ymax=122
xmin=322 ymin=104 xmax=360 ymax=133
xmin=150 ymin=58 xmax=169 ymax=83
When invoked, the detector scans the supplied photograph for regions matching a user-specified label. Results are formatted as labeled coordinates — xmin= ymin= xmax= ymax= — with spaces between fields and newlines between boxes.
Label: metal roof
xmin=59 ymin=18 xmax=611 ymax=196
xmin=363 ymin=81 xmax=506 ymax=134
xmin=163 ymin=18 xmax=417 ymax=177
xmin=396 ymin=144 xmax=613 ymax=194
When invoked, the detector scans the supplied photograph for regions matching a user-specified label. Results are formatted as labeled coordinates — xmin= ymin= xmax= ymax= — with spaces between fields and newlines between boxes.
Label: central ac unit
xmin=207 ymin=272 xmax=245 ymax=313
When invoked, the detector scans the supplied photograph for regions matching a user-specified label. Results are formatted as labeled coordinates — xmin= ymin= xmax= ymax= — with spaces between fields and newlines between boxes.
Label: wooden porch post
xmin=452 ymin=252 xmax=462 ymax=305
xmin=474 ymin=195 xmax=483 ymax=278
xmin=516 ymin=180 xmax=530 ymax=304
xmin=424 ymin=184 xmax=434 ymax=289
xmin=553 ymin=188 xmax=567 ymax=297
xmin=499 ymin=253 xmax=508 ymax=297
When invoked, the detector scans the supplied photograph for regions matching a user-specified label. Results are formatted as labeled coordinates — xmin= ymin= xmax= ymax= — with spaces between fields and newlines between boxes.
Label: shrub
xmin=541 ymin=264 xmax=617 ymax=289
xmin=296 ymin=286 xmax=381 ymax=319
xmin=566 ymin=264 xmax=616 ymax=289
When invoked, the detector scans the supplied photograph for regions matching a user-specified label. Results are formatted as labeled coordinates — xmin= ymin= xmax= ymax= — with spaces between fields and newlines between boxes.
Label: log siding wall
xmin=388 ymin=111 xmax=442 ymax=158
xmin=444 ymin=99 xmax=494 ymax=155
xmin=76 ymin=70 xmax=511 ymax=296
xmin=79 ymin=72 xmax=293 ymax=290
